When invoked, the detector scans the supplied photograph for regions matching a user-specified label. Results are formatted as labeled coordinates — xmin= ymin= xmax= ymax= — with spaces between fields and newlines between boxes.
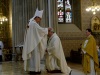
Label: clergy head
xmin=48 ymin=28 xmax=54 ymax=37
xmin=86 ymin=28 xmax=92 ymax=36
xmin=29 ymin=8 xmax=43 ymax=23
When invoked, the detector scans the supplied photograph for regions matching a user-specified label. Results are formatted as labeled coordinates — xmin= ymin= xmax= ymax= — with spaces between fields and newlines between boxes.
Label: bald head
xmin=48 ymin=28 xmax=54 ymax=32
xmin=48 ymin=28 xmax=54 ymax=37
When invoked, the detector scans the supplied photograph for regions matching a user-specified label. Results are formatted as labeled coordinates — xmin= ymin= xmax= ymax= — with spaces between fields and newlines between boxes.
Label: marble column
xmin=35 ymin=0 xmax=58 ymax=32
xmin=48 ymin=0 xmax=58 ymax=34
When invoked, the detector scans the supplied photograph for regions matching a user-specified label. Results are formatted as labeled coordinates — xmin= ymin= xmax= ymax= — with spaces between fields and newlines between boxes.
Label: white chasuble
xmin=22 ymin=20 xmax=48 ymax=71
xmin=45 ymin=33 xmax=71 ymax=74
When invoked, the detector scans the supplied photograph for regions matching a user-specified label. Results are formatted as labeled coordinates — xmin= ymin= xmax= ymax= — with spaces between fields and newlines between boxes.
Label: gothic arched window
xmin=57 ymin=0 xmax=72 ymax=23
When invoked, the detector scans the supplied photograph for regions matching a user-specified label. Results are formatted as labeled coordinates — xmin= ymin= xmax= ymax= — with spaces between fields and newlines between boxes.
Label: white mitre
xmin=29 ymin=8 xmax=43 ymax=22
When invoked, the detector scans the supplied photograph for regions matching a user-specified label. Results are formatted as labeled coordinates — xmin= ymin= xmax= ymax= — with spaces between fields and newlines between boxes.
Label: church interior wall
xmin=58 ymin=0 xmax=100 ymax=57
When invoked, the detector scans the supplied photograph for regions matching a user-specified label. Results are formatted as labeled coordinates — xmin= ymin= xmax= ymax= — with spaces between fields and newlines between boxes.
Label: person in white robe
xmin=45 ymin=29 xmax=72 ymax=75
xmin=22 ymin=8 xmax=51 ymax=74
xmin=0 ymin=41 xmax=4 ymax=62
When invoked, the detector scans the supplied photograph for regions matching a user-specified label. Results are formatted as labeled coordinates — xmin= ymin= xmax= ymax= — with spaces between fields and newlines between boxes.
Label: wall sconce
xmin=0 ymin=0 xmax=8 ymax=24
xmin=86 ymin=0 xmax=100 ymax=15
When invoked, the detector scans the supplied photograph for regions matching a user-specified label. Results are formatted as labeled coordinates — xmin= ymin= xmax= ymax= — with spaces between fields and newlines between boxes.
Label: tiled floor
xmin=0 ymin=61 xmax=100 ymax=75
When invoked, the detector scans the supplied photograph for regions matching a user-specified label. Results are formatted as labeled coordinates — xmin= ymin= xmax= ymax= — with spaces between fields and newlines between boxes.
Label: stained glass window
xmin=57 ymin=0 xmax=72 ymax=23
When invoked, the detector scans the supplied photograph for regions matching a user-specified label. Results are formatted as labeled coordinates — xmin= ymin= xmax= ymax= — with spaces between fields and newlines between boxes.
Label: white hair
xmin=50 ymin=28 xmax=54 ymax=33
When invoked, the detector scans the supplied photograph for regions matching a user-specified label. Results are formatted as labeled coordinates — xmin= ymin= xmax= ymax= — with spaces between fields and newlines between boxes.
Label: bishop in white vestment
xmin=22 ymin=8 xmax=50 ymax=74
xmin=45 ymin=29 xmax=71 ymax=74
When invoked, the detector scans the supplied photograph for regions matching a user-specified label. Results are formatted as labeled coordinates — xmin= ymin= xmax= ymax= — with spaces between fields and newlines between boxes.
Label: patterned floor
xmin=0 ymin=61 xmax=100 ymax=75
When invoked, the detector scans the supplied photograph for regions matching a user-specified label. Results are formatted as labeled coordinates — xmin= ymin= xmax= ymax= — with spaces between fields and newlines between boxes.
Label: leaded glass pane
xmin=65 ymin=0 xmax=72 ymax=23
xmin=57 ymin=0 xmax=72 ymax=23
xmin=57 ymin=0 xmax=64 ymax=22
